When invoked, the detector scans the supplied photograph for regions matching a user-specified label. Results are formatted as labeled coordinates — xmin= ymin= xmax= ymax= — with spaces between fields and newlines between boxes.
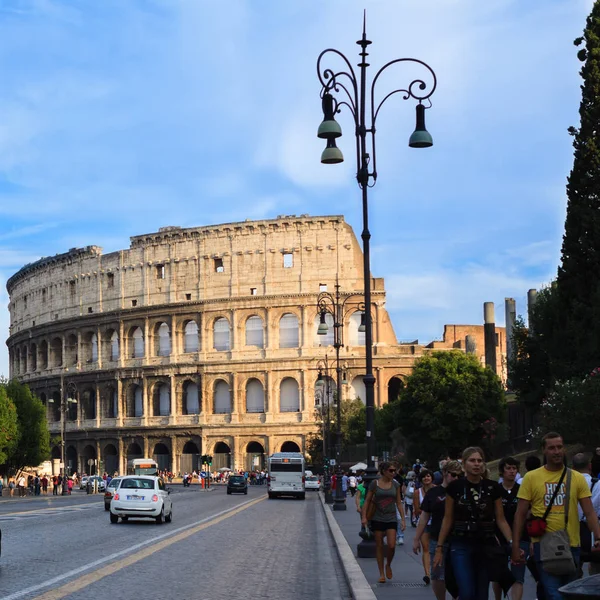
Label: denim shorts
xmin=510 ymin=541 xmax=530 ymax=584
xmin=429 ymin=538 xmax=446 ymax=581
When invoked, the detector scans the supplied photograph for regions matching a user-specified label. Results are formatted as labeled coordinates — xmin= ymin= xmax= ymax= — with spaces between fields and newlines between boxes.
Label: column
xmin=96 ymin=327 xmax=103 ymax=369
xmin=117 ymin=378 xmax=123 ymax=426
xmin=301 ymin=305 xmax=311 ymax=349
xmin=76 ymin=331 xmax=82 ymax=370
xmin=118 ymin=320 xmax=125 ymax=368
xmin=144 ymin=317 xmax=150 ymax=360
xmin=118 ymin=438 xmax=125 ymax=476
xmin=96 ymin=440 xmax=102 ymax=476
xmin=230 ymin=373 xmax=239 ymax=423
xmin=95 ymin=383 xmax=101 ymax=427
xmin=170 ymin=435 xmax=178 ymax=474
xmin=143 ymin=437 xmax=150 ymax=459
xmin=264 ymin=371 xmax=273 ymax=423
xmin=170 ymin=314 xmax=177 ymax=359
xmin=169 ymin=375 xmax=176 ymax=424
xmin=142 ymin=377 xmax=149 ymax=425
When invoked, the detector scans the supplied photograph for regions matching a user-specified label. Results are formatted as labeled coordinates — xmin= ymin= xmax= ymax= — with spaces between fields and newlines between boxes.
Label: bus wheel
xmin=299 ymin=493 xmax=305 ymax=500
xmin=268 ymin=492 xmax=275 ymax=499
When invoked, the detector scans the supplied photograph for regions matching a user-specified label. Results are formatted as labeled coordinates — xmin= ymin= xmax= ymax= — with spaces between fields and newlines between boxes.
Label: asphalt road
xmin=0 ymin=486 xmax=349 ymax=600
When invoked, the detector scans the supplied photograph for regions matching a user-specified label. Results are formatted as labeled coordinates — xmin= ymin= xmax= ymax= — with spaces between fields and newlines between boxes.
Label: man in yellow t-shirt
xmin=511 ymin=433 xmax=600 ymax=600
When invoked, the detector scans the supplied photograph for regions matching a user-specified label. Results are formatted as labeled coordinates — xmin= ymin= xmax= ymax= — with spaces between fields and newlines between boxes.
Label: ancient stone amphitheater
xmin=5 ymin=215 xmax=423 ymax=476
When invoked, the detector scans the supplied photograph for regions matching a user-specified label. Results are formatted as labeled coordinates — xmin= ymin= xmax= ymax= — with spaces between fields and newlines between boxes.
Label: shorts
xmin=510 ymin=541 xmax=530 ymax=584
xmin=370 ymin=520 xmax=398 ymax=532
xmin=429 ymin=538 xmax=447 ymax=581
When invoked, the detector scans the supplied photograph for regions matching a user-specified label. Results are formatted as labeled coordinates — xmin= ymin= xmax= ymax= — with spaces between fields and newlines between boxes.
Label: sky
xmin=0 ymin=0 xmax=594 ymax=376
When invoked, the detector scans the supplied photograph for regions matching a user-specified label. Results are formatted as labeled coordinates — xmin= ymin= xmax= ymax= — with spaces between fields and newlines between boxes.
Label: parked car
xmin=104 ymin=477 xmax=122 ymax=510
xmin=305 ymin=475 xmax=320 ymax=491
xmin=226 ymin=475 xmax=248 ymax=495
xmin=86 ymin=476 xmax=106 ymax=492
xmin=79 ymin=476 xmax=89 ymax=490
xmin=110 ymin=476 xmax=172 ymax=524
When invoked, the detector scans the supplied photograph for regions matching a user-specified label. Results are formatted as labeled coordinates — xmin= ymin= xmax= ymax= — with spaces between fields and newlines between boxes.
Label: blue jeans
xmin=449 ymin=539 xmax=490 ymax=600
xmin=533 ymin=542 xmax=580 ymax=600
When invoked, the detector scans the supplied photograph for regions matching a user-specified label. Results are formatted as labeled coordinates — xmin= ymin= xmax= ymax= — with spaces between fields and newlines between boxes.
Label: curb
xmin=318 ymin=491 xmax=377 ymax=600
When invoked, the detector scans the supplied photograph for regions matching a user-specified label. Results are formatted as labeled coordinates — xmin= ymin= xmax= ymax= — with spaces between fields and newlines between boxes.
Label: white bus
xmin=127 ymin=458 xmax=159 ymax=477
xmin=267 ymin=452 xmax=305 ymax=500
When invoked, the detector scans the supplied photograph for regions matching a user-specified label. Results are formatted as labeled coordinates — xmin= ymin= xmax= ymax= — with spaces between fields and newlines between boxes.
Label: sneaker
xmin=397 ymin=537 xmax=404 ymax=546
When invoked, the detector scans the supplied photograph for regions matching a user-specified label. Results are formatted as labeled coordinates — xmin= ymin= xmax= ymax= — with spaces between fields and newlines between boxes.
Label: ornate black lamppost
xmin=317 ymin=279 xmax=367 ymax=511
xmin=316 ymin=13 xmax=436 ymax=554
xmin=316 ymin=357 xmax=335 ymax=504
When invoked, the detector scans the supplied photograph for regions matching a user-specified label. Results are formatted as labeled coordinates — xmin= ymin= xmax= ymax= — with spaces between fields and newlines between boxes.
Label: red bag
xmin=526 ymin=517 xmax=548 ymax=537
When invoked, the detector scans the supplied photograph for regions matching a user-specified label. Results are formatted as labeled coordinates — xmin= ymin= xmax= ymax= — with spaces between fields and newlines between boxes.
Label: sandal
xmin=385 ymin=565 xmax=393 ymax=580
xmin=378 ymin=576 xmax=386 ymax=583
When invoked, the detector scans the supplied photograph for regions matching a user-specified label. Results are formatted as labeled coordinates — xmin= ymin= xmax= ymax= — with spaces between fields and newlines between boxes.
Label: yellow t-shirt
xmin=517 ymin=467 xmax=591 ymax=546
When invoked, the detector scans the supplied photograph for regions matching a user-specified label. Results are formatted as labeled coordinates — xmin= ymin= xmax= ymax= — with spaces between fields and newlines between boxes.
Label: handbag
xmin=526 ymin=467 xmax=567 ymax=537
xmin=539 ymin=468 xmax=576 ymax=576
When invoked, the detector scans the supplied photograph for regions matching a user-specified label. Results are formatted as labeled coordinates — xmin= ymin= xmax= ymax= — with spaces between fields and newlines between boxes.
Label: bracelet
xmin=435 ymin=546 xmax=443 ymax=552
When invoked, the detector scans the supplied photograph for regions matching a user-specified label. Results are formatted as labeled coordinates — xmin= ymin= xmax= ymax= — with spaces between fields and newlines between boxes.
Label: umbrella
xmin=350 ymin=461 xmax=367 ymax=472
xmin=218 ymin=467 xmax=232 ymax=472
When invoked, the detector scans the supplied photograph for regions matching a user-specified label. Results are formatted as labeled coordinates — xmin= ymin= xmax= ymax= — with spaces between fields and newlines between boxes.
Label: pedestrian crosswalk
xmin=0 ymin=504 xmax=100 ymax=521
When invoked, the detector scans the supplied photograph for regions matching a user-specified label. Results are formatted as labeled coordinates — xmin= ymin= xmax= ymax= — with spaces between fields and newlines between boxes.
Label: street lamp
xmin=49 ymin=372 xmax=77 ymax=495
xmin=317 ymin=278 xmax=369 ymax=511
xmin=315 ymin=361 xmax=335 ymax=504
xmin=316 ymin=12 xmax=436 ymax=525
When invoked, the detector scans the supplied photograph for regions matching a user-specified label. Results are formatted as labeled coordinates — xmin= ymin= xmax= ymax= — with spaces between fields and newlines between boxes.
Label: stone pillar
xmin=142 ymin=377 xmax=149 ymax=424
xmin=95 ymin=383 xmax=101 ymax=427
xmin=170 ymin=375 xmax=176 ymax=422
xmin=170 ymin=435 xmax=178 ymax=474
xmin=76 ymin=331 xmax=82 ymax=370
xmin=118 ymin=437 xmax=125 ymax=476
xmin=483 ymin=302 xmax=497 ymax=374
xmin=230 ymin=373 xmax=238 ymax=423
xmin=143 ymin=437 xmax=150 ymax=459
xmin=144 ymin=317 xmax=150 ymax=360
xmin=301 ymin=305 xmax=311 ymax=349
xmin=118 ymin=320 xmax=125 ymax=368
xmin=527 ymin=289 xmax=538 ymax=334
xmin=96 ymin=327 xmax=103 ymax=369
xmin=505 ymin=298 xmax=517 ymax=379
xmin=117 ymin=378 xmax=123 ymax=426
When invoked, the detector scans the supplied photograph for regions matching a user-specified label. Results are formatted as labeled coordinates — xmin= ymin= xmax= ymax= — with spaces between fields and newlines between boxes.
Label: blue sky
xmin=0 ymin=0 xmax=593 ymax=376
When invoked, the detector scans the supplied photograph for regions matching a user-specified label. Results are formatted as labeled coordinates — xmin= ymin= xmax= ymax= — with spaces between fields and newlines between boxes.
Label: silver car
xmin=110 ymin=476 xmax=173 ymax=524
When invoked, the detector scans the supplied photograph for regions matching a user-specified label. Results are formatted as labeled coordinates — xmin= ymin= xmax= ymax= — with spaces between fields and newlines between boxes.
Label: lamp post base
xmin=357 ymin=537 xmax=377 ymax=558
xmin=332 ymin=496 xmax=347 ymax=511
xmin=324 ymin=489 xmax=334 ymax=504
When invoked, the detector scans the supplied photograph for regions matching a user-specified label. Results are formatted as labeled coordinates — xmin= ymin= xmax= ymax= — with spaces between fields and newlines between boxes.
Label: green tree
xmin=0 ymin=387 xmax=19 ymax=466
xmin=0 ymin=379 xmax=50 ymax=476
xmin=396 ymin=351 xmax=506 ymax=463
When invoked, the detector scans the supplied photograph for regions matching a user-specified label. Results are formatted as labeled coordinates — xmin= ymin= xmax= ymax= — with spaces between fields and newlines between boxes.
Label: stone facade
xmin=5 ymin=215 xmax=427 ymax=476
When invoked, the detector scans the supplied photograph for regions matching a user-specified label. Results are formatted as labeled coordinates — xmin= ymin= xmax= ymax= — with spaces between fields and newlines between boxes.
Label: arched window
xmin=91 ymin=334 xmax=98 ymax=362
xmin=214 ymin=380 xmax=231 ymax=414
xmin=134 ymin=386 xmax=143 ymax=417
xmin=157 ymin=323 xmax=171 ymax=356
xmin=245 ymin=316 xmax=264 ymax=348
xmin=184 ymin=321 xmax=199 ymax=353
xmin=153 ymin=383 xmax=170 ymax=416
xmin=279 ymin=313 xmax=299 ymax=348
xmin=112 ymin=388 xmax=118 ymax=418
xmin=246 ymin=379 xmax=265 ymax=413
xmin=348 ymin=312 xmax=366 ymax=346
xmin=314 ymin=313 xmax=334 ymax=347
xmin=132 ymin=327 xmax=144 ymax=358
xmin=110 ymin=331 xmax=119 ymax=361
xmin=213 ymin=318 xmax=231 ymax=352
xmin=183 ymin=381 xmax=200 ymax=415
xmin=280 ymin=378 xmax=300 ymax=412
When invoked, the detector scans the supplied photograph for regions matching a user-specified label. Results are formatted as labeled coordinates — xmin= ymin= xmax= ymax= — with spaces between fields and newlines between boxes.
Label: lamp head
xmin=358 ymin=312 xmax=366 ymax=333
xmin=321 ymin=137 xmax=344 ymax=164
xmin=408 ymin=103 xmax=433 ymax=148
xmin=316 ymin=371 xmax=325 ymax=387
xmin=341 ymin=371 xmax=348 ymax=385
xmin=317 ymin=311 xmax=329 ymax=335
xmin=317 ymin=93 xmax=342 ymax=139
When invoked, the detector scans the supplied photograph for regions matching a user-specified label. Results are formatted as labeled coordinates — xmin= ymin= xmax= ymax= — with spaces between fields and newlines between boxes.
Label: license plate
xmin=127 ymin=495 xmax=144 ymax=500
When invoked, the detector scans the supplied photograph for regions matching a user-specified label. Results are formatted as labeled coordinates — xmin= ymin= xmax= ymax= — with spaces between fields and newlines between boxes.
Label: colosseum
xmin=5 ymin=214 xmax=504 ymax=477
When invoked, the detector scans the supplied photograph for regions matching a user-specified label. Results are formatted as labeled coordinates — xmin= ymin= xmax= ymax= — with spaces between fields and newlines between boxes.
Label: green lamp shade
xmin=321 ymin=138 xmax=344 ymax=164
xmin=317 ymin=119 xmax=342 ymax=139
xmin=317 ymin=311 xmax=328 ymax=334
xmin=408 ymin=103 xmax=433 ymax=148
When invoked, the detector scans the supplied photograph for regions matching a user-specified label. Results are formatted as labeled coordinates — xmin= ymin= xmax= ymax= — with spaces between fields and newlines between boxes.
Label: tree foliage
xmin=396 ymin=351 xmax=506 ymax=464
xmin=0 ymin=387 xmax=19 ymax=466
xmin=0 ymin=379 xmax=50 ymax=476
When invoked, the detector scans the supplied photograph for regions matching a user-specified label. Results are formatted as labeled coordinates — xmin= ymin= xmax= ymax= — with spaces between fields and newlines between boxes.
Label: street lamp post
xmin=49 ymin=372 xmax=77 ymax=496
xmin=316 ymin=360 xmax=335 ymax=504
xmin=316 ymin=13 xmax=436 ymax=554
xmin=317 ymin=279 xmax=368 ymax=511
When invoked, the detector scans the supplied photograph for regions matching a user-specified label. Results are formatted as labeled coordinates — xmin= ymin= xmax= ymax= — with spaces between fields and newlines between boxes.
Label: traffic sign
xmin=329 ymin=459 xmax=336 ymax=466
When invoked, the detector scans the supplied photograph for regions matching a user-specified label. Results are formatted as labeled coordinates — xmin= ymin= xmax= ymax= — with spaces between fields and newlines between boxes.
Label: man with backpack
xmin=573 ymin=452 xmax=600 ymax=575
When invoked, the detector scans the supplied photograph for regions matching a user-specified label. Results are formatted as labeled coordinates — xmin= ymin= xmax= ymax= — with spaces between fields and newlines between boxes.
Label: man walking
xmin=17 ymin=475 xmax=26 ymax=497
xmin=512 ymin=432 xmax=600 ymax=600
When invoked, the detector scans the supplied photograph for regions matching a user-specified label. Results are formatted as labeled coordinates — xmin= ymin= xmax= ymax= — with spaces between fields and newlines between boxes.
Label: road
xmin=0 ymin=485 xmax=349 ymax=600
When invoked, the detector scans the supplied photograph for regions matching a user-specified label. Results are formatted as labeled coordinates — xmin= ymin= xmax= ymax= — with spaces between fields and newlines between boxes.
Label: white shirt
xmin=579 ymin=472 xmax=600 ymax=521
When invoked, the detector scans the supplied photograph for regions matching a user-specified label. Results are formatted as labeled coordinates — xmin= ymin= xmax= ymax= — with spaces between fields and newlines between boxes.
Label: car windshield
xmin=108 ymin=480 xmax=120 ymax=488
xmin=230 ymin=476 xmax=244 ymax=482
xmin=120 ymin=478 xmax=155 ymax=490
xmin=306 ymin=476 xmax=318 ymax=481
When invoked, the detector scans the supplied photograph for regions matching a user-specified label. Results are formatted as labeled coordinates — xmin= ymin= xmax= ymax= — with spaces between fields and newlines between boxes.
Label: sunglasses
xmin=448 ymin=472 xmax=461 ymax=478
xmin=387 ymin=468 xmax=397 ymax=473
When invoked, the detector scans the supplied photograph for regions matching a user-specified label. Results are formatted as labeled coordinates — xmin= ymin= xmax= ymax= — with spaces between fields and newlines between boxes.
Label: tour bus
xmin=127 ymin=458 xmax=159 ymax=477
xmin=267 ymin=452 xmax=305 ymax=500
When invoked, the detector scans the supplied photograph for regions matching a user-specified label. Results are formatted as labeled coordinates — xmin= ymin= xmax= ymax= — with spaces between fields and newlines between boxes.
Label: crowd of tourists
xmin=356 ymin=432 xmax=600 ymax=600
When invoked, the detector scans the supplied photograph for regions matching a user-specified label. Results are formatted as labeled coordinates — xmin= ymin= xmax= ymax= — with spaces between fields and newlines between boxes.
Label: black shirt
xmin=499 ymin=482 xmax=529 ymax=542
xmin=420 ymin=485 xmax=447 ymax=539
xmin=447 ymin=477 xmax=502 ymax=525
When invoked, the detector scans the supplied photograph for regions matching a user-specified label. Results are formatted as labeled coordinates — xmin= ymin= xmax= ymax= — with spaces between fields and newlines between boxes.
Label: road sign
xmin=329 ymin=459 xmax=336 ymax=466
xmin=87 ymin=458 xmax=95 ymax=466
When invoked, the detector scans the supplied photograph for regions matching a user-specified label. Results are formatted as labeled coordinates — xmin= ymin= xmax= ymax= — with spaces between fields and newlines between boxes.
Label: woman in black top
xmin=433 ymin=447 xmax=513 ymax=600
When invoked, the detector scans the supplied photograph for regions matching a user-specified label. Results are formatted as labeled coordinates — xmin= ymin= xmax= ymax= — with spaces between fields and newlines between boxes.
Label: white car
xmin=86 ymin=476 xmax=106 ymax=492
xmin=110 ymin=476 xmax=172 ymax=524
xmin=79 ymin=476 xmax=89 ymax=490
xmin=305 ymin=475 xmax=320 ymax=491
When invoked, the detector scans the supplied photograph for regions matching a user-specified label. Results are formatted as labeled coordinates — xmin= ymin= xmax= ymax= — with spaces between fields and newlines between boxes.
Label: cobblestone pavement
xmin=0 ymin=486 xmax=350 ymax=600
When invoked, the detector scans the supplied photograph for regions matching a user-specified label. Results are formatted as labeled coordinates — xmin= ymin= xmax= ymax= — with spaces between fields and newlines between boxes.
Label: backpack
xmin=406 ymin=482 xmax=415 ymax=499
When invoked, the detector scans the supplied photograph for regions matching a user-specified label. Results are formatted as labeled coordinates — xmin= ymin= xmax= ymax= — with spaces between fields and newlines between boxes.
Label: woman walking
xmin=433 ymin=447 xmax=514 ymax=600
xmin=362 ymin=462 xmax=407 ymax=583
xmin=414 ymin=468 xmax=435 ymax=585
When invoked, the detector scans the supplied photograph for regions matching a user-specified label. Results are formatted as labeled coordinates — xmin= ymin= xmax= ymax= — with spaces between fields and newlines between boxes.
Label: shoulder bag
xmin=539 ymin=468 xmax=576 ymax=576
xmin=366 ymin=481 xmax=377 ymax=521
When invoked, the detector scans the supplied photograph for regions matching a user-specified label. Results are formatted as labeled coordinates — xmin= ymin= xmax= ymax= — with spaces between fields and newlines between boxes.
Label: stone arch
xmin=129 ymin=326 xmax=144 ymax=358
xmin=81 ymin=332 xmax=97 ymax=364
xmin=213 ymin=317 xmax=231 ymax=352
xmin=65 ymin=333 xmax=78 ymax=366
xmin=126 ymin=442 xmax=143 ymax=465
xmin=51 ymin=445 xmax=61 ymax=460
xmin=103 ymin=384 xmax=118 ymax=418
xmin=103 ymin=443 xmax=119 ymax=476
xmin=281 ymin=441 xmax=301 ymax=453
xmin=29 ymin=342 xmax=37 ymax=372
xmin=279 ymin=313 xmax=300 ymax=348
xmin=152 ymin=442 xmax=171 ymax=472
xmin=213 ymin=379 xmax=231 ymax=414
xmin=182 ymin=380 xmax=200 ymax=415
xmin=350 ymin=376 xmax=366 ymax=406
xmin=49 ymin=337 xmax=63 ymax=367
xmin=183 ymin=320 xmax=199 ymax=353
xmin=126 ymin=383 xmax=143 ymax=417
xmin=280 ymin=377 xmax=300 ymax=412
xmin=213 ymin=441 xmax=231 ymax=470
xmin=245 ymin=315 xmax=264 ymax=348
xmin=387 ymin=376 xmax=405 ymax=403
xmin=50 ymin=390 xmax=61 ymax=422
xmin=39 ymin=339 xmax=49 ymax=370
xmin=66 ymin=445 xmax=78 ymax=476
xmin=314 ymin=374 xmax=335 ymax=408
xmin=245 ymin=441 xmax=265 ymax=471
xmin=245 ymin=378 xmax=264 ymax=413
xmin=152 ymin=381 xmax=170 ymax=416
xmin=82 ymin=444 xmax=97 ymax=475
xmin=19 ymin=346 xmax=27 ymax=374
xmin=181 ymin=440 xmax=200 ymax=473
xmin=102 ymin=327 xmax=119 ymax=362
xmin=154 ymin=321 xmax=171 ymax=356
xmin=348 ymin=312 xmax=366 ymax=346
xmin=80 ymin=387 xmax=96 ymax=420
